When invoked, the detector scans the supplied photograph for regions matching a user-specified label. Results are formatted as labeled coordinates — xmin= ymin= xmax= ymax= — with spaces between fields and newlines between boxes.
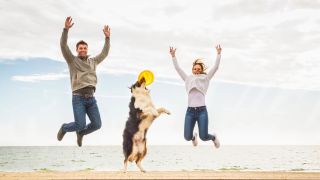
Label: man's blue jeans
xmin=62 ymin=95 xmax=102 ymax=136
xmin=184 ymin=106 xmax=215 ymax=141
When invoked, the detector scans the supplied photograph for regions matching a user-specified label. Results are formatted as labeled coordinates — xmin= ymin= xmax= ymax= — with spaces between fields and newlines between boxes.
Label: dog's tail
xmin=123 ymin=96 xmax=141 ymax=161
xmin=122 ymin=128 xmax=133 ymax=160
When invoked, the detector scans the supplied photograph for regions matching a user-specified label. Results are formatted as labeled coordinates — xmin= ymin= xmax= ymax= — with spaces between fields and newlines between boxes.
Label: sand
xmin=1 ymin=171 xmax=320 ymax=179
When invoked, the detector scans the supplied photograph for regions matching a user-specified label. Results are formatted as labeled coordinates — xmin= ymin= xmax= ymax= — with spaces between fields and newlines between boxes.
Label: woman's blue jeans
xmin=184 ymin=106 xmax=215 ymax=141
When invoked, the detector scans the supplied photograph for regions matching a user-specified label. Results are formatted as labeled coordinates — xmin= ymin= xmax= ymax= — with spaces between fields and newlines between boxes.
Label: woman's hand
xmin=216 ymin=44 xmax=222 ymax=55
xmin=169 ymin=46 xmax=177 ymax=58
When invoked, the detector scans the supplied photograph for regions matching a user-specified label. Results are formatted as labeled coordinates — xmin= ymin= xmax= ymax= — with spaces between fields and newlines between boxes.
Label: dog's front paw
xmin=164 ymin=109 xmax=171 ymax=115
xmin=158 ymin=108 xmax=171 ymax=115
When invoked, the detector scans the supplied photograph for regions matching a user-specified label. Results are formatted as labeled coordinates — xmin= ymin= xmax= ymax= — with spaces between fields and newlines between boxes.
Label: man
xmin=57 ymin=16 xmax=110 ymax=147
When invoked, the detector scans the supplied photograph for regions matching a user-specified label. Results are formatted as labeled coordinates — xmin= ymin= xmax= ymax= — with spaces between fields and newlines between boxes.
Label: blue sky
xmin=0 ymin=0 xmax=320 ymax=145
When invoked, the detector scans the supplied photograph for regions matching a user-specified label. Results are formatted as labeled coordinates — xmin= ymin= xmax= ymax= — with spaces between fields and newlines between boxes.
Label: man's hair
xmin=76 ymin=40 xmax=88 ymax=49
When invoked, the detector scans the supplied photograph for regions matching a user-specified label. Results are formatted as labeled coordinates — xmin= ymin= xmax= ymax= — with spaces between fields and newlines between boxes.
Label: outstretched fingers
xmin=216 ymin=44 xmax=222 ymax=54
xmin=103 ymin=25 xmax=111 ymax=37
xmin=169 ymin=46 xmax=177 ymax=58
xmin=65 ymin=16 xmax=74 ymax=29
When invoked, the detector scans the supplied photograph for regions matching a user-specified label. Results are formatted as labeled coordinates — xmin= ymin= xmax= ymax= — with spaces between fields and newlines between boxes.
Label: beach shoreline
xmin=1 ymin=171 xmax=320 ymax=179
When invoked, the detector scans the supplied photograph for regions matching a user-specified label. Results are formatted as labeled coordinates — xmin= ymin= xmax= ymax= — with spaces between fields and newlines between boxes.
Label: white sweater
xmin=172 ymin=54 xmax=221 ymax=107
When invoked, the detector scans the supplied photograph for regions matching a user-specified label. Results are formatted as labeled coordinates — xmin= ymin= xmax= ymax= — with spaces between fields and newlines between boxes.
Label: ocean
xmin=0 ymin=146 xmax=319 ymax=172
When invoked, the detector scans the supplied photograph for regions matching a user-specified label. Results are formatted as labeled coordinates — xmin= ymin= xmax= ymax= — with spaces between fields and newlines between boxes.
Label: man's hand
xmin=65 ymin=16 xmax=74 ymax=29
xmin=169 ymin=46 xmax=176 ymax=58
xmin=103 ymin=25 xmax=111 ymax=38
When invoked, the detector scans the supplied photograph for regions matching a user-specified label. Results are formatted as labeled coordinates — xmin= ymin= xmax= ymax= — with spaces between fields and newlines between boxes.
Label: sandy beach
xmin=1 ymin=171 xmax=320 ymax=180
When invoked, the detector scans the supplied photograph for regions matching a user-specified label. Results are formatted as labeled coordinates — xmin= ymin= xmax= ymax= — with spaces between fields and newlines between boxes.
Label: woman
xmin=169 ymin=45 xmax=222 ymax=148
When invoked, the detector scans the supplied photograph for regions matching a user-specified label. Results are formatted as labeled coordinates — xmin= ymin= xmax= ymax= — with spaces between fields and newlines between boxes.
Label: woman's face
xmin=192 ymin=64 xmax=202 ymax=75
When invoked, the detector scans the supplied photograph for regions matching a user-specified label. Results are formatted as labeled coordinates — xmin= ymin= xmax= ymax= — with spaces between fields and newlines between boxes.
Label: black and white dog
xmin=122 ymin=79 xmax=170 ymax=172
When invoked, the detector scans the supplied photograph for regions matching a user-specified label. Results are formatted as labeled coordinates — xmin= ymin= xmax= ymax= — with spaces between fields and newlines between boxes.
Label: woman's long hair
xmin=193 ymin=59 xmax=207 ymax=74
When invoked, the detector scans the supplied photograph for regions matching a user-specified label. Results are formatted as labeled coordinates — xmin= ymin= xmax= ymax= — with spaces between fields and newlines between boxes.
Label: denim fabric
xmin=184 ymin=106 xmax=215 ymax=141
xmin=62 ymin=95 xmax=101 ymax=136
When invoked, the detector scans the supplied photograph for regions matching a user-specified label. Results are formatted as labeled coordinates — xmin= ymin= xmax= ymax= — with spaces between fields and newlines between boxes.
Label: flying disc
xmin=138 ymin=70 xmax=154 ymax=85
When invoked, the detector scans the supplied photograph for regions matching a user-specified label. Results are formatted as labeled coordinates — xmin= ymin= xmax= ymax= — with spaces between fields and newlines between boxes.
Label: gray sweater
xmin=172 ymin=54 xmax=221 ymax=107
xmin=60 ymin=28 xmax=110 ymax=92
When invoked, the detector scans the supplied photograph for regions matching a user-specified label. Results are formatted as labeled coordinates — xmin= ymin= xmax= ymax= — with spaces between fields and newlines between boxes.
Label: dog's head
xmin=130 ymin=77 xmax=150 ymax=96
xmin=129 ymin=77 xmax=152 ymax=111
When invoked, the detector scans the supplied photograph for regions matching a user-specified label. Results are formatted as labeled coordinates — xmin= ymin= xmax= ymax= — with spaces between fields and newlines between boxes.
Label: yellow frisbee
xmin=138 ymin=70 xmax=154 ymax=85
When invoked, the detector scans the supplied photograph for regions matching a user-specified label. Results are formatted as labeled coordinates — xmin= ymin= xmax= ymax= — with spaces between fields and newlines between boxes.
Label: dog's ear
xmin=134 ymin=80 xmax=141 ymax=87
xmin=139 ymin=77 xmax=146 ymax=84
xmin=129 ymin=83 xmax=137 ymax=93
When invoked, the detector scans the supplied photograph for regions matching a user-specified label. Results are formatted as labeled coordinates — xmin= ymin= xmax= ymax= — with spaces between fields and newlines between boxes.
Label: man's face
xmin=76 ymin=44 xmax=88 ymax=57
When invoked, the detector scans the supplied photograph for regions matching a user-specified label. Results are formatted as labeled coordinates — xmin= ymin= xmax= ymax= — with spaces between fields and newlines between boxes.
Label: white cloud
xmin=11 ymin=73 xmax=68 ymax=82
xmin=1 ymin=0 xmax=320 ymax=90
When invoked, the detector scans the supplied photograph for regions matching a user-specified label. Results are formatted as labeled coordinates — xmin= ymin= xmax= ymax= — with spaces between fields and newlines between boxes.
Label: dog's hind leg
xmin=123 ymin=159 xmax=128 ymax=173
xmin=136 ymin=142 xmax=147 ymax=173
xmin=136 ymin=157 xmax=146 ymax=173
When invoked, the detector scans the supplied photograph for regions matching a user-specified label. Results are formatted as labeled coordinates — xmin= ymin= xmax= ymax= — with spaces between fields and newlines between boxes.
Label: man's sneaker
xmin=192 ymin=133 xmax=198 ymax=146
xmin=213 ymin=133 xmax=220 ymax=148
xmin=76 ymin=132 xmax=83 ymax=147
xmin=57 ymin=125 xmax=66 ymax=141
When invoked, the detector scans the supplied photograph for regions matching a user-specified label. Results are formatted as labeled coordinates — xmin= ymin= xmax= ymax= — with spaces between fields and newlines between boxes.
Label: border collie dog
xmin=122 ymin=79 xmax=170 ymax=172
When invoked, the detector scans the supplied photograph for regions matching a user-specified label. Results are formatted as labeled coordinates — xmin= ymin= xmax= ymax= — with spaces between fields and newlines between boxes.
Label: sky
xmin=0 ymin=0 xmax=320 ymax=146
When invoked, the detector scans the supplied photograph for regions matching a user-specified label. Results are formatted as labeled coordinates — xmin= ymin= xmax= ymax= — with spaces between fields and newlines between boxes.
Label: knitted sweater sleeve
xmin=93 ymin=37 xmax=110 ymax=65
xmin=172 ymin=57 xmax=187 ymax=81
xmin=60 ymin=28 xmax=75 ymax=64
xmin=207 ymin=54 xmax=221 ymax=80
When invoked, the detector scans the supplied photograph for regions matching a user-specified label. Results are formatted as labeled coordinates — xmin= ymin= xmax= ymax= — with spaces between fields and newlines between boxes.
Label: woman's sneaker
xmin=192 ymin=133 xmax=198 ymax=146
xmin=213 ymin=133 xmax=220 ymax=148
